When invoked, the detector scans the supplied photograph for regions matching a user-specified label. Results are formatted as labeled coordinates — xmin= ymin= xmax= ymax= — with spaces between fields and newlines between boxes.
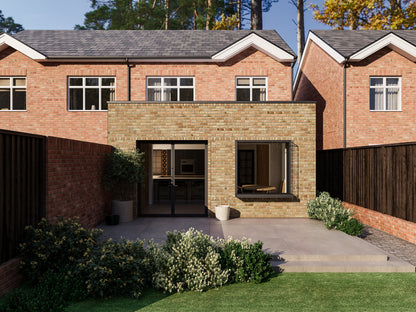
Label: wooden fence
xmin=317 ymin=142 xmax=416 ymax=223
xmin=0 ymin=130 xmax=46 ymax=264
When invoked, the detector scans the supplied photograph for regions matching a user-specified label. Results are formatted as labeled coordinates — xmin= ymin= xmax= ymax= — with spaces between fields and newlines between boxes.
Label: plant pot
xmin=105 ymin=215 xmax=120 ymax=225
xmin=112 ymin=200 xmax=133 ymax=222
xmin=215 ymin=205 xmax=230 ymax=221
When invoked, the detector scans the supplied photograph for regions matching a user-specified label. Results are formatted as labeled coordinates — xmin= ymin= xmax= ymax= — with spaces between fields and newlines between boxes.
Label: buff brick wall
xmin=0 ymin=47 xmax=292 ymax=144
xmin=107 ymin=102 xmax=316 ymax=217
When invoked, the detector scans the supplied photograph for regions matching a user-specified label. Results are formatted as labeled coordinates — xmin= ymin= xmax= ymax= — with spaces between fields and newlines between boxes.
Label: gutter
xmin=126 ymin=58 xmax=135 ymax=101
xmin=291 ymin=62 xmax=295 ymax=101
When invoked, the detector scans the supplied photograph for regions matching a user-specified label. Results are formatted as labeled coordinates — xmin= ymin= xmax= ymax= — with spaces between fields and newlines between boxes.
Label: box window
xmin=0 ymin=77 xmax=26 ymax=111
xmin=147 ymin=77 xmax=194 ymax=101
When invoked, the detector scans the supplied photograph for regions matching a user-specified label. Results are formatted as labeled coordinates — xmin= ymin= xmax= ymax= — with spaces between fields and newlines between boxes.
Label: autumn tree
xmin=0 ymin=10 xmax=24 ymax=34
xmin=312 ymin=0 xmax=416 ymax=30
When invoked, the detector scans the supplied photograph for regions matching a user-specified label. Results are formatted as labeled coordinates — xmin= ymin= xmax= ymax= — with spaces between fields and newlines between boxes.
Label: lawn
xmin=65 ymin=273 xmax=416 ymax=312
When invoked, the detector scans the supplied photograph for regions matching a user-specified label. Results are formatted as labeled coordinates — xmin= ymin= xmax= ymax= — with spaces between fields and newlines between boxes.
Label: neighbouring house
xmin=294 ymin=30 xmax=416 ymax=150
xmin=0 ymin=30 xmax=316 ymax=218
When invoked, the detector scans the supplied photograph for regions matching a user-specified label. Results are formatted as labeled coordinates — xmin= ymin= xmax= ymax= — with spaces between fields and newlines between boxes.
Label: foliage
xmin=147 ymin=228 xmax=229 ymax=293
xmin=218 ymin=238 xmax=273 ymax=283
xmin=78 ymin=239 xmax=150 ymax=298
xmin=18 ymin=217 xmax=102 ymax=282
xmin=307 ymin=192 xmax=363 ymax=236
xmin=2 ymin=270 xmax=87 ymax=312
xmin=312 ymin=0 xmax=416 ymax=30
xmin=212 ymin=13 xmax=239 ymax=29
xmin=0 ymin=10 xmax=24 ymax=34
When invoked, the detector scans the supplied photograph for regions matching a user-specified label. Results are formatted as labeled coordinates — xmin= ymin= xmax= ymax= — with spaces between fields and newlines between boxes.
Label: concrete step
xmin=272 ymin=254 xmax=387 ymax=262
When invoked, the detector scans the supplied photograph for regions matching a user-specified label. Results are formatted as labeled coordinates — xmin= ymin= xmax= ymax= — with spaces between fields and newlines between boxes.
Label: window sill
xmin=236 ymin=193 xmax=299 ymax=201
xmin=0 ymin=110 xmax=27 ymax=112
xmin=370 ymin=110 xmax=402 ymax=112
xmin=68 ymin=110 xmax=108 ymax=112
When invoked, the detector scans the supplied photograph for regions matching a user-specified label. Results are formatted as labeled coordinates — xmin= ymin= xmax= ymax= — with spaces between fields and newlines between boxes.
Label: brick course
xmin=0 ymin=258 xmax=23 ymax=297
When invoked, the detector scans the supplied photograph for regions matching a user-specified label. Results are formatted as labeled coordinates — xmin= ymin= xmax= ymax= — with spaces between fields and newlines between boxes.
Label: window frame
xmin=146 ymin=76 xmax=195 ymax=102
xmin=235 ymin=140 xmax=295 ymax=200
xmin=0 ymin=77 xmax=27 ymax=111
xmin=369 ymin=76 xmax=401 ymax=112
xmin=235 ymin=76 xmax=268 ymax=102
xmin=67 ymin=76 xmax=116 ymax=111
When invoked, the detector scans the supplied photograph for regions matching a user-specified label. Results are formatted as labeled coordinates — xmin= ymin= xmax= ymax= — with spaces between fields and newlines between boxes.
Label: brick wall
xmin=46 ymin=136 xmax=112 ymax=228
xmin=0 ymin=258 xmax=23 ymax=297
xmin=344 ymin=202 xmax=416 ymax=245
xmin=108 ymin=102 xmax=316 ymax=218
xmin=0 ymin=47 xmax=292 ymax=144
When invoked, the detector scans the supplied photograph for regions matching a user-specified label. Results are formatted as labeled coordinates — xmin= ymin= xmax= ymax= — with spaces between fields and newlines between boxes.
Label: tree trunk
xmin=194 ymin=1 xmax=198 ymax=29
xmin=297 ymin=0 xmax=305 ymax=60
xmin=206 ymin=0 xmax=212 ymax=29
xmin=251 ymin=0 xmax=262 ymax=30
xmin=237 ymin=0 xmax=241 ymax=29
xmin=165 ymin=0 xmax=170 ymax=29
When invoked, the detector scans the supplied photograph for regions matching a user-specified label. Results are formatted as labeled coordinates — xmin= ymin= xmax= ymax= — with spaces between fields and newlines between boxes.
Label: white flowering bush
xmin=147 ymin=228 xmax=229 ymax=293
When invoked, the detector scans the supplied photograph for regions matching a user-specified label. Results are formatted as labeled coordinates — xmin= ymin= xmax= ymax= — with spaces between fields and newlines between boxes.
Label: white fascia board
xmin=212 ymin=33 xmax=295 ymax=63
xmin=308 ymin=32 xmax=345 ymax=64
xmin=349 ymin=33 xmax=416 ymax=62
xmin=0 ymin=33 xmax=46 ymax=60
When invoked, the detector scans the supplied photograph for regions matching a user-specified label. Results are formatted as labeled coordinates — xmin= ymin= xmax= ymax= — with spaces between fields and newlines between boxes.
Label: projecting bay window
xmin=236 ymin=77 xmax=267 ymax=101
xmin=236 ymin=141 xmax=289 ymax=198
xmin=0 ymin=77 xmax=26 ymax=111
xmin=369 ymin=77 xmax=401 ymax=111
xmin=68 ymin=77 xmax=115 ymax=111
xmin=147 ymin=77 xmax=194 ymax=101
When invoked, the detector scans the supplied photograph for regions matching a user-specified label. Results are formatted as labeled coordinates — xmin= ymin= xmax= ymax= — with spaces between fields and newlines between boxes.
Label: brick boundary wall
xmin=344 ymin=202 xmax=416 ymax=245
xmin=0 ymin=258 xmax=23 ymax=297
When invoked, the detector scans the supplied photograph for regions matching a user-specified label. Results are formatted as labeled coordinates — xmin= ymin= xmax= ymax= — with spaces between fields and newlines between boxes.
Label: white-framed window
xmin=68 ymin=77 xmax=115 ymax=111
xmin=146 ymin=77 xmax=194 ymax=101
xmin=0 ymin=77 xmax=26 ymax=111
xmin=369 ymin=77 xmax=401 ymax=111
xmin=236 ymin=77 xmax=267 ymax=101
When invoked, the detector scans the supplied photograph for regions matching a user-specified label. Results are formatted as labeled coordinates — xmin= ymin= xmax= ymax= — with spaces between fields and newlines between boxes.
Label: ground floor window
xmin=236 ymin=141 xmax=289 ymax=196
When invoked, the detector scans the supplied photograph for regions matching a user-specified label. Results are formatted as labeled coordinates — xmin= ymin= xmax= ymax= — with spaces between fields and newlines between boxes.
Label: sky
xmin=0 ymin=0 xmax=330 ymax=55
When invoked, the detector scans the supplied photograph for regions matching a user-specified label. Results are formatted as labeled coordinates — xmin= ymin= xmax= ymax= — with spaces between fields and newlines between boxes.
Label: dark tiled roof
xmin=12 ymin=30 xmax=295 ymax=59
xmin=312 ymin=29 xmax=416 ymax=57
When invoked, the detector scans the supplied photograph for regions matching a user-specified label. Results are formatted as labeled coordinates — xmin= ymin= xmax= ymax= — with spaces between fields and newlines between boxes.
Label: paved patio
xmin=99 ymin=217 xmax=416 ymax=272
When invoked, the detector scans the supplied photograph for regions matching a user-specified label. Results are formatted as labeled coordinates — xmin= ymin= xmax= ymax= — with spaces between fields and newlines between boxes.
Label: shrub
xmin=147 ymin=228 xmax=228 ymax=293
xmin=78 ymin=239 xmax=150 ymax=298
xmin=19 ymin=217 xmax=102 ymax=282
xmin=338 ymin=218 xmax=364 ymax=236
xmin=219 ymin=238 xmax=273 ymax=283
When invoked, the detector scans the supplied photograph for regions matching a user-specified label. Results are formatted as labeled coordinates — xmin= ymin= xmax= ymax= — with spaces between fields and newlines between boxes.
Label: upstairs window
xmin=68 ymin=77 xmax=115 ymax=111
xmin=370 ymin=77 xmax=400 ymax=111
xmin=236 ymin=77 xmax=267 ymax=101
xmin=147 ymin=77 xmax=194 ymax=101
xmin=0 ymin=77 xmax=26 ymax=111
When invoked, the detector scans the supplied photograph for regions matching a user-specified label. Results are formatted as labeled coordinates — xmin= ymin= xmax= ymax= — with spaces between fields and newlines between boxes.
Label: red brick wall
xmin=46 ymin=136 xmax=112 ymax=229
xmin=344 ymin=202 xmax=416 ymax=245
xmin=0 ymin=258 xmax=23 ymax=297
xmin=0 ymin=47 xmax=292 ymax=144
xmin=294 ymin=41 xmax=344 ymax=150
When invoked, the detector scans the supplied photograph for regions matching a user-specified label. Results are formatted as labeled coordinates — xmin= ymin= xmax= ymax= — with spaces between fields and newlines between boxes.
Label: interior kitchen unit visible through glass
xmin=138 ymin=142 xmax=207 ymax=216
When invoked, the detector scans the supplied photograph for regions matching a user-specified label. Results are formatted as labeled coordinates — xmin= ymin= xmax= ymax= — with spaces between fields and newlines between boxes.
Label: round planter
xmin=215 ymin=205 xmax=230 ymax=221
xmin=112 ymin=200 xmax=133 ymax=222
xmin=105 ymin=215 xmax=120 ymax=226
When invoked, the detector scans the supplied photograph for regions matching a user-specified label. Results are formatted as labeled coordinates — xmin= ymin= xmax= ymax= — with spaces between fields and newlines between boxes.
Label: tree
xmin=0 ymin=10 xmax=24 ymax=34
xmin=312 ymin=0 xmax=416 ymax=30
xmin=291 ymin=0 xmax=305 ymax=60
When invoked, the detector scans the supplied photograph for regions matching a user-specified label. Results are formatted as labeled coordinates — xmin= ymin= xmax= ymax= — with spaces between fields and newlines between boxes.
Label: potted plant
xmin=103 ymin=148 xmax=144 ymax=222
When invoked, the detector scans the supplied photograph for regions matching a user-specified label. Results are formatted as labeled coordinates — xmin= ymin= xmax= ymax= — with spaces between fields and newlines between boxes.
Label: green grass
xmin=65 ymin=273 xmax=416 ymax=312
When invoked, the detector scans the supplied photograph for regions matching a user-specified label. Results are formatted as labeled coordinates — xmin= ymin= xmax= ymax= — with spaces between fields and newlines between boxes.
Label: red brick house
xmin=0 ymin=30 xmax=316 ymax=218
xmin=294 ymin=30 xmax=416 ymax=150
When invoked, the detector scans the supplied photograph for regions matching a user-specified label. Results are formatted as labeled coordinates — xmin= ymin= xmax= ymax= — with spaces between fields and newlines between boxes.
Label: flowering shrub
xmin=307 ymin=192 xmax=363 ymax=236
xmin=78 ymin=239 xmax=150 ymax=298
xmin=147 ymin=228 xmax=228 ymax=293
xmin=19 ymin=217 xmax=102 ymax=281
xmin=219 ymin=239 xmax=273 ymax=283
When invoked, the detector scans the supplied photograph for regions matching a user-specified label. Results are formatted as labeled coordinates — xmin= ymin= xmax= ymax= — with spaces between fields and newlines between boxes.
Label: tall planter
xmin=112 ymin=200 xmax=133 ymax=223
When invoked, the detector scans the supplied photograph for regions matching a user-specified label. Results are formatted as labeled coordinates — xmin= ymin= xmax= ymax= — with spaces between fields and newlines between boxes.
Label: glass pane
xmin=253 ymin=78 xmax=266 ymax=86
xmin=164 ymin=88 xmax=177 ymax=101
xmin=0 ymin=89 xmax=10 ymax=110
xmin=13 ymin=78 xmax=26 ymax=87
xmin=69 ymin=78 xmax=83 ymax=86
xmin=101 ymin=88 xmax=115 ymax=110
xmin=180 ymin=78 xmax=193 ymax=86
xmin=386 ymin=88 xmax=399 ymax=110
xmin=237 ymin=78 xmax=250 ymax=86
xmin=69 ymin=88 xmax=83 ymax=110
xmin=386 ymin=78 xmax=399 ymax=86
xmin=180 ymin=88 xmax=193 ymax=101
xmin=236 ymin=88 xmax=250 ymax=101
xmin=164 ymin=78 xmax=177 ymax=86
xmin=102 ymin=78 xmax=115 ymax=86
xmin=147 ymin=88 xmax=161 ymax=101
xmin=86 ymin=78 xmax=99 ymax=86
xmin=13 ymin=89 xmax=26 ymax=110
xmin=370 ymin=88 xmax=384 ymax=110
xmin=370 ymin=78 xmax=383 ymax=87
xmin=85 ymin=88 xmax=99 ymax=110
xmin=148 ymin=78 xmax=161 ymax=86
xmin=0 ymin=78 xmax=10 ymax=87
xmin=252 ymin=88 xmax=266 ymax=101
